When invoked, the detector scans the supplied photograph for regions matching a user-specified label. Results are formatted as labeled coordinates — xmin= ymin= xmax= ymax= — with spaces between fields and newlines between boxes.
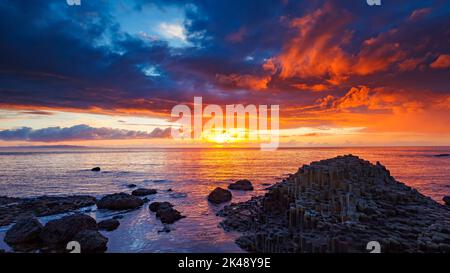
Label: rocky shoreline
xmin=0 ymin=189 xmax=184 ymax=253
xmin=1 ymin=155 xmax=449 ymax=253
xmin=218 ymin=155 xmax=450 ymax=253
xmin=0 ymin=195 xmax=96 ymax=226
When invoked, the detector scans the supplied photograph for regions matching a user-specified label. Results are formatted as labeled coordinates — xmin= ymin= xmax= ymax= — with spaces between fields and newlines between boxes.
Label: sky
xmin=0 ymin=0 xmax=449 ymax=147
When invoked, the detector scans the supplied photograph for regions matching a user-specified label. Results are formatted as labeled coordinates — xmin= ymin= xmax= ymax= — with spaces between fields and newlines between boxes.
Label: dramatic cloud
xmin=0 ymin=125 xmax=171 ymax=142
xmin=430 ymin=54 xmax=450 ymax=69
xmin=274 ymin=3 xmax=353 ymax=85
xmin=0 ymin=0 xmax=449 ymax=140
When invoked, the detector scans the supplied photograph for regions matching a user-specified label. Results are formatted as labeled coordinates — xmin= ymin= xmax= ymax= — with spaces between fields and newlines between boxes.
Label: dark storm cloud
xmin=0 ymin=124 xmax=171 ymax=142
xmin=0 ymin=0 xmax=449 ymax=116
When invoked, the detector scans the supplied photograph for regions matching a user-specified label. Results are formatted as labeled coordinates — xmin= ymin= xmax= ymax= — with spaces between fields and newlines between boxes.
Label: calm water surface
xmin=0 ymin=147 xmax=449 ymax=252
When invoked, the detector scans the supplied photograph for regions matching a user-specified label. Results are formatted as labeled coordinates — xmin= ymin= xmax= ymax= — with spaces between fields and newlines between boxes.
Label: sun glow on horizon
xmin=202 ymin=128 xmax=248 ymax=144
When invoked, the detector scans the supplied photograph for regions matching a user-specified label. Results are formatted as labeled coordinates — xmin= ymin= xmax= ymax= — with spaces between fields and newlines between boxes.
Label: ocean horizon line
xmin=0 ymin=145 xmax=450 ymax=150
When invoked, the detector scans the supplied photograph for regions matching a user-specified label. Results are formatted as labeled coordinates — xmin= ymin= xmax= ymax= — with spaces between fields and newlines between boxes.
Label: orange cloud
xmin=430 ymin=54 xmax=450 ymax=69
xmin=273 ymin=3 xmax=352 ymax=85
xmin=397 ymin=57 xmax=424 ymax=72
xmin=215 ymin=73 xmax=270 ymax=90
xmin=353 ymin=32 xmax=406 ymax=75
xmin=291 ymin=83 xmax=328 ymax=92
xmin=314 ymin=86 xmax=425 ymax=113
xmin=281 ymin=85 xmax=450 ymax=135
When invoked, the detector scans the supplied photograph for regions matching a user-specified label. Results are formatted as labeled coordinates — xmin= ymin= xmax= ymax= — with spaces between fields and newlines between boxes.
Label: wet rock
xmin=443 ymin=196 xmax=450 ymax=206
xmin=228 ymin=179 xmax=254 ymax=191
xmin=156 ymin=207 xmax=185 ymax=224
xmin=98 ymin=219 xmax=120 ymax=231
xmin=0 ymin=195 xmax=96 ymax=226
xmin=91 ymin=167 xmax=101 ymax=172
xmin=218 ymin=155 xmax=450 ymax=253
xmin=96 ymin=193 xmax=144 ymax=210
xmin=4 ymin=217 xmax=43 ymax=247
xmin=149 ymin=201 xmax=185 ymax=224
xmin=149 ymin=201 xmax=173 ymax=212
xmin=72 ymin=230 xmax=108 ymax=253
xmin=127 ymin=184 xmax=137 ymax=188
xmin=39 ymin=214 xmax=97 ymax=246
xmin=208 ymin=187 xmax=232 ymax=204
xmin=131 ymin=188 xmax=157 ymax=196
xmin=142 ymin=197 xmax=150 ymax=203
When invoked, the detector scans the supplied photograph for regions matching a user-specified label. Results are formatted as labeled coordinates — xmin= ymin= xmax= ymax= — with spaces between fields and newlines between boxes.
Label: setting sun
xmin=201 ymin=128 xmax=255 ymax=144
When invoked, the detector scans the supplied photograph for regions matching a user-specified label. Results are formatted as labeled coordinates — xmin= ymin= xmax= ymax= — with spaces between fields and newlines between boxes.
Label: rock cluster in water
xmin=218 ymin=155 xmax=450 ymax=253
xmin=0 ymin=195 xmax=96 ymax=226
xmin=96 ymin=193 xmax=144 ymax=210
xmin=5 ymin=214 xmax=108 ymax=253
xmin=131 ymin=188 xmax=157 ymax=196
xmin=149 ymin=201 xmax=185 ymax=224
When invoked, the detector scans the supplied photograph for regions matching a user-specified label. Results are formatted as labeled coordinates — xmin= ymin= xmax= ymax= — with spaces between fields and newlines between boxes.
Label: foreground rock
xmin=228 ymin=179 xmax=254 ymax=191
xmin=218 ymin=155 xmax=450 ymax=253
xmin=444 ymin=196 xmax=450 ymax=206
xmin=72 ymin=230 xmax=108 ymax=253
xmin=131 ymin=188 xmax=157 ymax=196
xmin=0 ymin=195 xmax=96 ymax=226
xmin=4 ymin=213 xmax=108 ymax=253
xmin=40 ymin=214 xmax=98 ymax=246
xmin=149 ymin=201 xmax=173 ymax=212
xmin=96 ymin=193 xmax=144 ymax=210
xmin=98 ymin=219 xmax=120 ymax=231
xmin=208 ymin=187 xmax=232 ymax=204
xmin=4 ymin=217 xmax=43 ymax=249
xmin=91 ymin=167 xmax=101 ymax=171
xmin=149 ymin=202 xmax=185 ymax=224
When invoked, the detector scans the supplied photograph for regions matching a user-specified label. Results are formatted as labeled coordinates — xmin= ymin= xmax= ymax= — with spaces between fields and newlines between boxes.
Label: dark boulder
xmin=97 ymin=193 xmax=144 ymax=210
xmin=131 ymin=188 xmax=157 ymax=196
xmin=208 ymin=187 xmax=232 ymax=204
xmin=228 ymin=179 xmax=254 ymax=191
xmin=149 ymin=202 xmax=184 ymax=224
xmin=39 ymin=214 xmax=97 ymax=245
xmin=5 ymin=217 xmax=43 ymax=246
xmin=127 ymin=184 xmax=137 ymax=188
xmin=98 ymin=219 xmax=120 ymax=231
xmin=443 ymin=196 xmax=450 ymax=206
xmin=72 ymin=230 xmax=108 ymax=253
xmin=149 ymin=202 xmax=173 ymax=212
xmin=91 ymin=167 xmax=101 ymax=172
xmin=156 ymin=207 xmax=185 ymax=224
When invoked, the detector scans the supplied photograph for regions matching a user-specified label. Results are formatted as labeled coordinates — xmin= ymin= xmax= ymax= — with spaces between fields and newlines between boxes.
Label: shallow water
xmin=0 ymin=147 xmax=449 ymax=252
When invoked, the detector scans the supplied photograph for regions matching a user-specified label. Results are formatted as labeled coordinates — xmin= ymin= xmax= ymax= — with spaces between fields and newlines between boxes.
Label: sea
xmin=0 ymin=146 xmax=449 ymax=252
